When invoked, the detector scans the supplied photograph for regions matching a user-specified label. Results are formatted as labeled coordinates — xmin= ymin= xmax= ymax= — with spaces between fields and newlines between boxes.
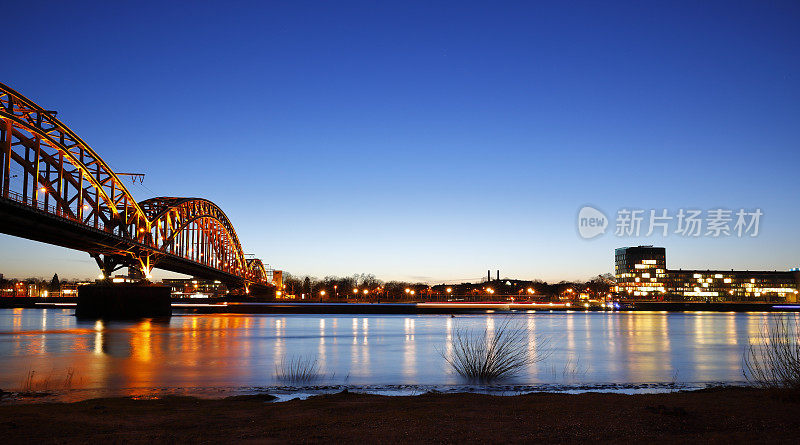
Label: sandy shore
xmin=1 ymin=387 xmax=799 ymax=443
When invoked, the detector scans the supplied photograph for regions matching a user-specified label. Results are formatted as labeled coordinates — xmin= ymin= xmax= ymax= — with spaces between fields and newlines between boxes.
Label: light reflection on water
xmin=0 ymin=309 xmax=789 ymax=395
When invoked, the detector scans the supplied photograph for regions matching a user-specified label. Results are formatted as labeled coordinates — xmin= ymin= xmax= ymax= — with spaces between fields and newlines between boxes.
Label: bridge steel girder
xmin=0 ymin=83 xmax=148 ymax=236
xmin=139 ymin=197 xmax=251 ymax=279
xmin=0 ymin=83 xmax=270 ymax=289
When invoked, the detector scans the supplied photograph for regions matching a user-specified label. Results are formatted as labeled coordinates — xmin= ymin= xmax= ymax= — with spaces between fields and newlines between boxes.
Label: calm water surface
xmin=0 ymin=309 xmax=785 ymax=398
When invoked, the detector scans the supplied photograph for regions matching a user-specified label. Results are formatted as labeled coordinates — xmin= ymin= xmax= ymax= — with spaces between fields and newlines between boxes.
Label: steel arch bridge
xmin=0 ymin=82 xmax=271 ymax=292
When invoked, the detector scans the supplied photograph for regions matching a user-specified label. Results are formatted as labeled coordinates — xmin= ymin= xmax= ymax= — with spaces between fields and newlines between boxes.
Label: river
xmin=0 ymin=309 xmax=787 ymax=400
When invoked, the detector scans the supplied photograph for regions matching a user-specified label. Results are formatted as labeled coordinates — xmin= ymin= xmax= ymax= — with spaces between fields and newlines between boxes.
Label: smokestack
xmin=497 ymin=270 xmax=500 ymax=281
xmin=488 ymin=270 xmax=491 ymax=282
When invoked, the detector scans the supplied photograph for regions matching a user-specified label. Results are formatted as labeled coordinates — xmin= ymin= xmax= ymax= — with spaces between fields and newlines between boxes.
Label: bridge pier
xmin=91 ymin=253 xmax=129 ymax=281
xmin=76 ymin=283 xmax=171 ymax=319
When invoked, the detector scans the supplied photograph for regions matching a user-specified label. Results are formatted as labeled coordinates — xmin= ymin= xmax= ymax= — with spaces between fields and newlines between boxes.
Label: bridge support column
xmin=91 ymin=253 xmax=128 ymax=282
xmin=134 ymin=253 xmax=155 ymax=281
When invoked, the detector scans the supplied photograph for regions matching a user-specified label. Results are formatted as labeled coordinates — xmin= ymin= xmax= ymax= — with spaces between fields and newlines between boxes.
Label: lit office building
xmin=615 ymin=246 xmax=800 ymax=302
xmin=614 ymin=246 xmax=668 ymax=296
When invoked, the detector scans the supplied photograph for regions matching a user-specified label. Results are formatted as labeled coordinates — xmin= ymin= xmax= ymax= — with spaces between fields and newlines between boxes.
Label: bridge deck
xmin=0 ymin=197 xmax=247 ymax=286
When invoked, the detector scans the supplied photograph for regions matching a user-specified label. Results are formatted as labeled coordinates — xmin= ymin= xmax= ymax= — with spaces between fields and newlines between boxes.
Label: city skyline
xmin=2 ymin=1 xmax=799 ymax=282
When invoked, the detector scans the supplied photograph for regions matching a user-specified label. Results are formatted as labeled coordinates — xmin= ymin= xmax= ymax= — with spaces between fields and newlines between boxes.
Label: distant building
xmin=60 ymin=283 xmax=79 ymax=297
xmin=271 ymin=270 xmax=283 ymax=290
xmin=161 ymin=278 xmax=228 ymax=298
xmin=615 ymin=246 xmax=800 ymax=302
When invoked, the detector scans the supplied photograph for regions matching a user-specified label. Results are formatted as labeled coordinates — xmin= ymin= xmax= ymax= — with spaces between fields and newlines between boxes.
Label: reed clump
xmin=743 ymin=315 xmax=800 ymax=390
xmin=16 ymin=367 xmax=76 ymax=395
xmin=274 ymin=355 xmax=322 ymax=384
xmin=443 ymin=317 xmax=550 ymax=383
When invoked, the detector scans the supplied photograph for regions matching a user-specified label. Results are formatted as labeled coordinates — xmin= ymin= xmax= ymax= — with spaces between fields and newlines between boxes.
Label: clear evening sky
xmin=2 ymin=1 xmax=799 ymax=282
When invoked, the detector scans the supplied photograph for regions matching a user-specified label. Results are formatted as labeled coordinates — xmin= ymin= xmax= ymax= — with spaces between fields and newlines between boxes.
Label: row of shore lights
xmin=315 ymin=287 xmax=539 ymax=297
xmin=314 ymin=287 xmax=442 ymax=297
xmin=483 ymin=287 xmax=537 ymax=295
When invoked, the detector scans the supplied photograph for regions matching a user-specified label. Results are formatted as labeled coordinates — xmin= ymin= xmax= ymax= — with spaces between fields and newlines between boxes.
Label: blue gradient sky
xmin=2 ymin=1 xmax=799 ymax=282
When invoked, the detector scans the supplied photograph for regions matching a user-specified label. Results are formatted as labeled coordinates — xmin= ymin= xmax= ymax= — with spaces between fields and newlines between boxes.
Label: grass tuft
xmin=443 ymin=317 xmax=550 ymax=383
xmin=17 ymin=368 xmax=78 ymax=394
xmin=274 ymin=355 xmax=322 ymax=384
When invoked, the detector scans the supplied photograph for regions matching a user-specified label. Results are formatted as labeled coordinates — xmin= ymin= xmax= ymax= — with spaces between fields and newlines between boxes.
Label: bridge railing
xmin=3 ymin=189 xmax=109 ymax=233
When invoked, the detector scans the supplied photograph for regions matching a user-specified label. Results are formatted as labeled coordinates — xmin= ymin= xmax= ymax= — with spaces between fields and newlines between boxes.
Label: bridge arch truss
xmin=0 ymin=83 xmax=270 ymax=289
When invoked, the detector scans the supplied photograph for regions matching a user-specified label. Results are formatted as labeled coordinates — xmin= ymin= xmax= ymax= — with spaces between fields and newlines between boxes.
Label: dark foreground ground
xmin=1 ymin=387 xmax=799 ymax=443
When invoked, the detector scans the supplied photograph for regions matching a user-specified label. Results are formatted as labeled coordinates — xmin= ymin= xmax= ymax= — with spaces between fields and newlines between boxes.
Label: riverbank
xmin=1 ymin=387 xmax=798 ymax=443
